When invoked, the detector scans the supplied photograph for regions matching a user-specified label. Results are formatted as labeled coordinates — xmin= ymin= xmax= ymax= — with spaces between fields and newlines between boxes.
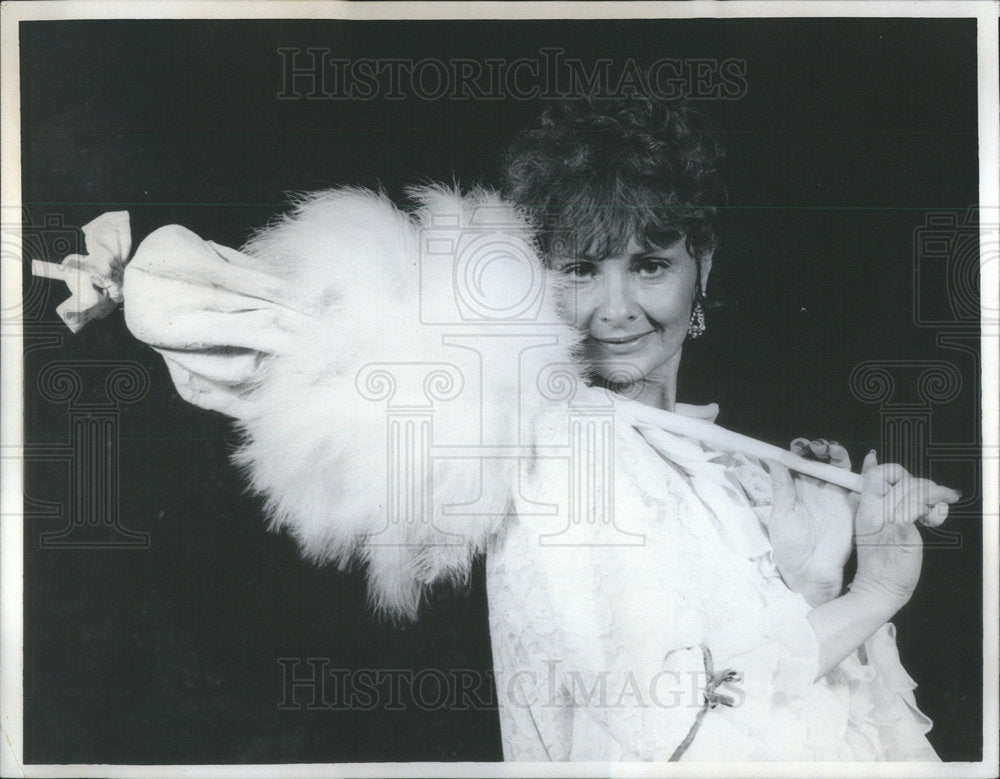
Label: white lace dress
xmin=486 ymin=407 xmax=940 ymax=762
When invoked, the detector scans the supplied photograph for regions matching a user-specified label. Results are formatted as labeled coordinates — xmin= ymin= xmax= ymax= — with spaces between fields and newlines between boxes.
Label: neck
xmin=597 ymin=349 xmax=682 ymax=412
xmin=632 ymin=379 xmax=676 ymax=412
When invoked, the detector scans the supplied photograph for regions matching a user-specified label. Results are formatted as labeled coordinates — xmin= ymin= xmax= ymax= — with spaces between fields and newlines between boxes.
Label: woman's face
xmin=552 ymin=235 xmax=710 ymax=388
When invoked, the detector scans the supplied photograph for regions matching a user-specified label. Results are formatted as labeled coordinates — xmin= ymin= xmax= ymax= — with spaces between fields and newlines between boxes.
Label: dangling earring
xmin=688 ymin=297 xmax=706 ymax=339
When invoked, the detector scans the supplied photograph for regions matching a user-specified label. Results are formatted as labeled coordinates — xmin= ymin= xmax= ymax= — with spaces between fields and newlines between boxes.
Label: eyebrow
xmin=631 ymin=250 xmax=678 ymax=259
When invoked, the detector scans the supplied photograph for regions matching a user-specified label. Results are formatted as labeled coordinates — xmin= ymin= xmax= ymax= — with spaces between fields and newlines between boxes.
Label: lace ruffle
xmin=831 ymin=623 xmax=939 ymax=761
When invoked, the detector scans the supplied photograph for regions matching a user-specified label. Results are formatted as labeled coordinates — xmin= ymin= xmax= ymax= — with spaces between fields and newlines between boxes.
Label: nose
xmin=597 ymin=269 xmax=639 ymax=328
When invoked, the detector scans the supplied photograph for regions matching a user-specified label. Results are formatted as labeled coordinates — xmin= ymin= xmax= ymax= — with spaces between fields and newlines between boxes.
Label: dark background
xmin=20 ymin=18 xmax=983 ymax=763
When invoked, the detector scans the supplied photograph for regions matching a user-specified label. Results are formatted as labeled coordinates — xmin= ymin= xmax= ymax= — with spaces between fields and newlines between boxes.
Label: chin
xmin=586 ymin=351 xmax=680 ymax=388
xmin=588 ymin=360 xmax=654 ymax=389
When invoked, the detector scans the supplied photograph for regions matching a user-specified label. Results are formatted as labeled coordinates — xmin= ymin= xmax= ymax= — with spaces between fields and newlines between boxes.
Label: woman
xmin=486 ymin=97 xmax=958 ymax=761
xmin=39 ymin=96 xmax=958 ymax=762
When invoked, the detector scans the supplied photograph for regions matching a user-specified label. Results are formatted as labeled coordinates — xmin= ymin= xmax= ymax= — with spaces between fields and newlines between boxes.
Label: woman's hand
xmin=761 ymin=439 xmax=857 ymax=607
xmin=849 ymin=451 xmax=961 ymax=614
xmin=806 ymin=452 xmax=961 ymax=677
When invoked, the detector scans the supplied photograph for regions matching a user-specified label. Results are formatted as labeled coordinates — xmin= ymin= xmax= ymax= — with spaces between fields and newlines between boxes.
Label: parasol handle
xmin=621 ymin=400 xmax=865 ymax=493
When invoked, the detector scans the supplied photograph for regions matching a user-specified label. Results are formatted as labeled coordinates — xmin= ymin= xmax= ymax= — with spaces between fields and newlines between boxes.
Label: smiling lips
xmin=592 ymin=331 xmax=655 ymax=351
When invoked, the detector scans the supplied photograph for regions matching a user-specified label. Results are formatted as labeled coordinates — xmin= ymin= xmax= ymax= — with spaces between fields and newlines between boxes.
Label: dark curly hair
xmin=502 ymin=96 xmax=726 ymax=268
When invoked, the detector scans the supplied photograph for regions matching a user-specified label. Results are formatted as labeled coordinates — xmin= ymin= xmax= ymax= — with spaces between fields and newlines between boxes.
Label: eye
xmin=559 ymin=261 xmax=598 ymax=280
xmin=633 ymin=258 xmax=672 ymax=278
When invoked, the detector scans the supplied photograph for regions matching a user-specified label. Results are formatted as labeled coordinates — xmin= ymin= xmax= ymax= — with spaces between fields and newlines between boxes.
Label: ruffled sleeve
xmin=828 ymin=623 xmax=939 ymax=760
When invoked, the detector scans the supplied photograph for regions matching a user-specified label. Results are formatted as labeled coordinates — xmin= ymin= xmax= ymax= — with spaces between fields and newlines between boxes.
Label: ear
xmin=698 ymin=252 xmax=714 ymax=296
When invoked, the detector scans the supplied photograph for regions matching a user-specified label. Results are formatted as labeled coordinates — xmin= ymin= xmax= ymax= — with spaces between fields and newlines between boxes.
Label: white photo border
xmin=2 ymin=1 xmax=997 ymax=777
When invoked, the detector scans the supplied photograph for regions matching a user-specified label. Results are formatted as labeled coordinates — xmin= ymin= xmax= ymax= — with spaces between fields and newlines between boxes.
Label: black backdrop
xmin=20 ymin=18 xmax=983 ymax=763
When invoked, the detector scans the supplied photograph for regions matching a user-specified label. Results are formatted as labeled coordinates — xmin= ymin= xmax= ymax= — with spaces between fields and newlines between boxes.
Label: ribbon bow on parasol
xmin=31 ymin=210 xmax=132 ymax=333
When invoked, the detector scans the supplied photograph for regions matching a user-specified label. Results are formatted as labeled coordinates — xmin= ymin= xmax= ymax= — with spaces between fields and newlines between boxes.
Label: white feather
xmin=230 ymin=184 xmax=583 ymax=619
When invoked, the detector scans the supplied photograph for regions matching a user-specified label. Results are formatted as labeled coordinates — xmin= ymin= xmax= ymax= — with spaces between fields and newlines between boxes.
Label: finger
xmin=889 ymin=490 xmax=945 ymax=528
xmin=885 ymin=476 xmax=930 ymax=516
xmin=887 ymin=477 xmax=962 ymax=512
xmin=861 ymin=460 xmax=910 ymax=498
xmin=790 ymin=437 xmax=811 ymax=456
xmin=809 ymin=439 xmax=830 ymax=461
xmin=789 ymin=438 xmax=823 ymax=487
xmin=862 ymin=449 xmax=877 ymax=474
xmin=888 ymin=480 xmax=962 ymax=526
xmin=922 ymin=503 xmax=950 ymax=527
xmin=761 ymin=458 xmax=796 ymax=528
xmin=828 ymin=441 xmax=852 ymax=471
